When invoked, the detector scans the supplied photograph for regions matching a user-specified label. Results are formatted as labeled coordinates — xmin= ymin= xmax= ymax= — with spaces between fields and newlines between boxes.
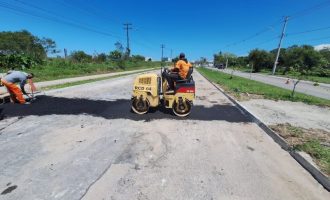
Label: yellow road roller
xmin=131 ymin=67 xmax=195 ymax=117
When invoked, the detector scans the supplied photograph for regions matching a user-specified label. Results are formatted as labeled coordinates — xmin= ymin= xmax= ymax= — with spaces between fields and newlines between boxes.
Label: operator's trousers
xmin=0 ymin=79 xmax=26 ymax=104
xmin=162 ymin=72 xmax=182 ymax=90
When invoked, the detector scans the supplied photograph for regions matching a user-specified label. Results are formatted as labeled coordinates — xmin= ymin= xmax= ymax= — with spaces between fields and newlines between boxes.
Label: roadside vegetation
xmin=198 ymin=67 xmax=330 ymax=107
xmin=270 ymin=123 xmax=330 ymax=176
xmin=0 ymin=30 xmax=161 ymax=82
xmin=27 ymin=59 xmax=160 ymax=82
xmin=40 ymin=69 xmax=151 ymax=91
xmin=210 ymin=45 xmax=330 ymax=84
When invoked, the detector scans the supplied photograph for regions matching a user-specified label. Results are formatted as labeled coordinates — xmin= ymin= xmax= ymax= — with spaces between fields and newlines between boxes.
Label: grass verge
xmin=228 ymin=66 xmax=330 ymax=84
xmin=40 ymin=69 xmax=153 ymax=91
xmin=1 ymin=60 xmax=162 ymax=82
xmin=270 ymin=124 xmax=330 ymax=176
xmin=198 ymin=67 xmax=330 ymax=107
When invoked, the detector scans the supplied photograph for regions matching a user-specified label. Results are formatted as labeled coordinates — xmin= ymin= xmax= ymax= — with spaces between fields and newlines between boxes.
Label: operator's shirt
xmin=175 ymin=60 xmax=192 ymax=79
xmin=4 ymin=71 xmax=28 ymax=89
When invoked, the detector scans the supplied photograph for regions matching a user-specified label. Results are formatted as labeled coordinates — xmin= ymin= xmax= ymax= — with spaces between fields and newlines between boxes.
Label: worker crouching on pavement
xmin=0 ymin=71 xmax=35 ymax=104
xmin=162 ymin=53 xmax=192 ymax=92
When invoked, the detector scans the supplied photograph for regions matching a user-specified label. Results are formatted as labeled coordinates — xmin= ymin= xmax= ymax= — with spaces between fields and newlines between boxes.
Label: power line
xmin=1 ymin=1 xmax=175 ymax=56
xmin=53 ymin=0 xmax=122 ymax=26
xmin=224 ymin=19 xmax=282 ymax=48
xmin=0 ymin=1 xmax=122 ymax=39
xmin=1 ymin=1 xmax=161 ymax=54
xmin=52 ymin=0 xmax=161 ymax=51
xmin=223 ymin=1 xmax=330 ymax=50
xmin=289 ymin=0 xmax=330 ymax=20
xmin=287 ymin=26 xmax=330 ymax=36
xmin=14 ymin=0 xmax=122 ymax=38
xmin=289 ymin=35 xmax=330 ymax=43
xmin=255 ymin=36 xmax=280 ymax=46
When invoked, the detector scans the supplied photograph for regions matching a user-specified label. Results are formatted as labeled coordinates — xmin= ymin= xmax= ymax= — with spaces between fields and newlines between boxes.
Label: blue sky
xmin=0 ymin=0 xmax=330 ymax=61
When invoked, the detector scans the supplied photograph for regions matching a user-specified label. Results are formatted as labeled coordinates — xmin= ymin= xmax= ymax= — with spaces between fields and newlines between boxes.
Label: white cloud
xmin=314 ymin=44 xmax=330 ymax=51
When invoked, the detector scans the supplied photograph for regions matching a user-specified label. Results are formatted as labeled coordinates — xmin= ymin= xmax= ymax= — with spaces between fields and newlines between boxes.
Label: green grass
xmin=228 ymin=66 xmax=330 ymax=84
xmin=41 ymin=69 xmax=152 ymax=90
xmin=295 ymin=140 xmax=330 ymax=175
xmin=198 ymin=67 xmax=330 ymax=107
xmin=1 ymin=60 xmax=161 ymax=82
xmin=287 ymin=126 xmax=304 ymax=137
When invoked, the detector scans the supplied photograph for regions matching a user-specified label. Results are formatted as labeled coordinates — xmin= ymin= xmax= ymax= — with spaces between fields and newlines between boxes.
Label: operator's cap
xmin=179 ymin=53 xmax=185 ymax=59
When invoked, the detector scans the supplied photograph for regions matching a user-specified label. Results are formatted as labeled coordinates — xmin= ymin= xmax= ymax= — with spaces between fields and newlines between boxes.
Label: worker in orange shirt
xmin=0 ymin=71 xmax=35 ymax=104
xmin=163 ymin=53 xmax=192 ymax=91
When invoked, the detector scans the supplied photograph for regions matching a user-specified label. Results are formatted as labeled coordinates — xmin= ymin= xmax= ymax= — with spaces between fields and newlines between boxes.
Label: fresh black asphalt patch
xmin=0 ymin=95 xmax=251 ymax=122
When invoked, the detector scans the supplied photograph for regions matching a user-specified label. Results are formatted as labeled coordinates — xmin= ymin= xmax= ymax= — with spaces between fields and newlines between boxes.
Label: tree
xmin=270 ymin=48 xmax=287 ymax=73
xmin=214 ymin=52 xmax=238 ymax=67
xmin=319 ymin=49 xmax=330 ymax=66
xmin=40 ymin=37 xmax=59 ymax=54
xmin=115 ymin=41 xmax=124 ymax=53
xmin=131 ymin=55 xmax=145 ymax=62
xmin=70 ymin=51 xmax=92 ymax=63
xmin=0 ymin=30 xmax=60 ymax=69
xmin=93 ymin=53 xmax=107 ymax=63
xmin=109 ymin=50 xmax=122 ymax=60
xmin=283 ymin=45 xmax=326 ymax=75
xmin=236 ymin=56 xmax=249 ymax=67
xmin=0 ymin=30 xmax=56 ymax=60
xmin=248 ymin=49 xmax=273 ymax=72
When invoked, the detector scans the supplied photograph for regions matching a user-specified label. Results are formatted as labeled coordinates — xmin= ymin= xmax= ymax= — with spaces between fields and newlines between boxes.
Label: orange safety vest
xmin=175 ymin=60 xmax=192 ymax=79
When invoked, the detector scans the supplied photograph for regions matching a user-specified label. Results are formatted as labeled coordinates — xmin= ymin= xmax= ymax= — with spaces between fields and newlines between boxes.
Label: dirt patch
xmin=270 ymin=123 xmax=330 ymax=176
xmin=237 ymin=93 xmax=265 ymax=101
xmin=270 ymin=123 xmax=330 ymax=146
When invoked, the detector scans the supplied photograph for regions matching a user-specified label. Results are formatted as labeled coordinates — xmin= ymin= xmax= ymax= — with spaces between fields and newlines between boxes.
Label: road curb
xmin=198 ymin=70 xmax=330 ymax=192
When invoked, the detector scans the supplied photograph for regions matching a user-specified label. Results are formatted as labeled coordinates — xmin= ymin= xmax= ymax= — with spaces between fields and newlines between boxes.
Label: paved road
xmin=209 ymin=68 xmax=330 ymax=100
xmin=0 ymin=71 xmax=328 ymax=200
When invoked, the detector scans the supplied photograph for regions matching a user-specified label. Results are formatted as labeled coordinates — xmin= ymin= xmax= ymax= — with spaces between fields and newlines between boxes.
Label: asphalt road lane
xmin=0 ymin=72 xmax=328 ymax=200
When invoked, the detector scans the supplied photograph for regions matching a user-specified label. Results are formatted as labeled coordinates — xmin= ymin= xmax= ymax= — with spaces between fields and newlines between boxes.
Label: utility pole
xmin=64 ymin=48 xmax=67 ymax=59
xmin=170 ymin=49 xmax=173 ymax=61
xmin=123 ymin=23 xmax=132 ymax=57
xmin=161 ymin=44 xmax=165 ymax=67
xmin=161 ymin=44 xmax=165 ymax=61
xmin=272 ymin=16 xmax=289 ymax=75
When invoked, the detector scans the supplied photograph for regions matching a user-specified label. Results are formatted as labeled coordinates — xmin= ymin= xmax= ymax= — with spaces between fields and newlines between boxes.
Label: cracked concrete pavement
xmin=0 ymin=71 xmax=329 ymax=200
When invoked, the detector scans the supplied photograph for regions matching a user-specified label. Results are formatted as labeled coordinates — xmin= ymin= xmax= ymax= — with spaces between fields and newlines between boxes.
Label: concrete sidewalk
xmin=208 ymin=67 xmax=330 ymax=100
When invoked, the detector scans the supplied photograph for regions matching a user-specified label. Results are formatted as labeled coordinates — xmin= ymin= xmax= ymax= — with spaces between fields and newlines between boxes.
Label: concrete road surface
xmin=0 ymin=71 xmax=329 ymax=200
xmin=211 ymin=68 xmax=330 ymax=100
